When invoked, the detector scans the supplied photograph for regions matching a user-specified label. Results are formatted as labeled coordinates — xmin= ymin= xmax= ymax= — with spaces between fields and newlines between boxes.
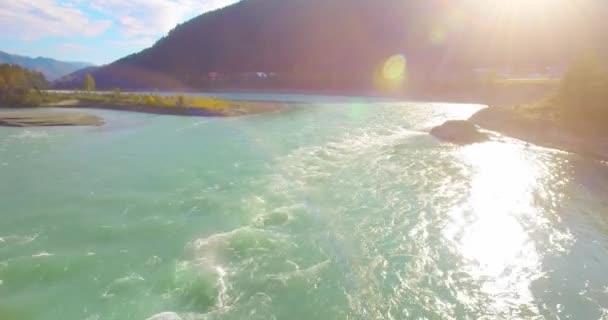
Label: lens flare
xmin=382 ymin=55 xmax=407 ymax=81
xmin=374 ymin=54 xmax=409 ymax=92
xmin=429 ymin=26 xmax=447 ymax=45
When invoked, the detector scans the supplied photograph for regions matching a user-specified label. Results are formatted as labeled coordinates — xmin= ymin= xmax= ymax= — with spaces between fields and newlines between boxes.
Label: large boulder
xmin=430 ymin=120 xmax=489 ymax=145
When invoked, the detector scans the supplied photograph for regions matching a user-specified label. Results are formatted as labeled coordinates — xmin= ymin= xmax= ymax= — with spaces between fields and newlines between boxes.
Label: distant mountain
xmin=57 ymin=0 xmax=608 ymax=91
xmin=0 ymin=51 xmax=94 ymax=81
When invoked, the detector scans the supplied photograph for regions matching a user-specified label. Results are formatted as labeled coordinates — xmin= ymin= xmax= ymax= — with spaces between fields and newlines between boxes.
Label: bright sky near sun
xmin=0 ymin=0 xmax=240 ymax=65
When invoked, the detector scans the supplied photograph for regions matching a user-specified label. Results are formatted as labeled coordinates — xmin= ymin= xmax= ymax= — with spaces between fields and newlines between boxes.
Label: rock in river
xmin=430 ymin=120 xmax=489 ymax=145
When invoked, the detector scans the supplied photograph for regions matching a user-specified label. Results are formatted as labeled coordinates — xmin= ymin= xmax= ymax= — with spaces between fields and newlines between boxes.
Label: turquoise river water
xmin=1 ymin=94 xmax=607 ymax=320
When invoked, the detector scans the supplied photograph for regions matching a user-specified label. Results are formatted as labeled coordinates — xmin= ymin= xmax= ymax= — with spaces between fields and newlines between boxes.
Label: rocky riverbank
xmin=432 ymin=105 xmax=608 ymax=161
xmin=430 ymin=120 xmax=489 ymax=145
xmin=470 ymin=106 xmax=608 ymax=161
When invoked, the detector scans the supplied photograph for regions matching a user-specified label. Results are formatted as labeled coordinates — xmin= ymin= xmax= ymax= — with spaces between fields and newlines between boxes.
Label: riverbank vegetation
xmin=42 ymin=90 xmax=232 ymax=111
xmin=39 ymin=90 xmax=287 ymax=117
xmin=482 ymin=54 xmax=608 ymax=135
xmin=0 ymin=64 xmax=48 ymax=106
xmin=557 ymin=55 xmax=608 ymax=129
xmin=465 ymin=54 xmax=608 ymax=160
xmin=1 ymin=65 xmax=284 ymax=116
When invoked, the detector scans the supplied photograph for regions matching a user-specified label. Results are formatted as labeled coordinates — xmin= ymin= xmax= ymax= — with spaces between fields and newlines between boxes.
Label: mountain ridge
xmin=55 ymin=0 xmax=608 ymax=91
xmin=0 ymin=50 xmax=95 ymax=81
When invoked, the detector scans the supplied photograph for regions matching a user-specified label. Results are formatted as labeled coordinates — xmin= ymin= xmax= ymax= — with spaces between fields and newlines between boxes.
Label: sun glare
xmin=475 ymin=0 xmax=564 ymax=23
xmin=445 ymin=142 xmax=547 ymax=313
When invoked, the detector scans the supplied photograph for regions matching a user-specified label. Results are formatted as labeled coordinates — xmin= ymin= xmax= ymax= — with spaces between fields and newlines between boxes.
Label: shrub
xmin=111 ymin=89 xmax=121 ymax=101
xmin=144 ymin=95 xmax=158 ymax=105
xmin=21 ymin=92 xmax=43 ymax=107
xmin=176 ymin=95 xmax=186 ymax=107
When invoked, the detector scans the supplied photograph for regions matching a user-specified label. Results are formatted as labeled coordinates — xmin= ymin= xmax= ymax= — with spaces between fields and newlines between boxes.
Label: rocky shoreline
xmin=471 ymin=107 xmax=608 ymax=161
xmin=432 ymin=106 xmax=608 ymax=162
xmin=430 ymin=120 xmax=489 ymax=145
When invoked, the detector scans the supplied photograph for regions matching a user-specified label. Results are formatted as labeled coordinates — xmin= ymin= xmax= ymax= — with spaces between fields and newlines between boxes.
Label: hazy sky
xmin=0 ymin=0 xmax=240 ymax=65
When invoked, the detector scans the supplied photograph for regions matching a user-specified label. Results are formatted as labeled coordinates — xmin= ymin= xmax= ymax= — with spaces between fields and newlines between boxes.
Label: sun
xmin=475 ymin=0 xmax=566 ymax=21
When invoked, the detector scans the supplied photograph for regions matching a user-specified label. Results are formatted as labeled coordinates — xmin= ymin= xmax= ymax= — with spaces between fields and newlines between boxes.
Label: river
xmin=1 ymin=94 xmax=607 ymax=320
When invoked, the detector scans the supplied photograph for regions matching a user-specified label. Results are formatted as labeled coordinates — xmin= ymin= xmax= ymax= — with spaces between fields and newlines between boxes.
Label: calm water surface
xmin=1 ymin=94 xmax=607 ymax=320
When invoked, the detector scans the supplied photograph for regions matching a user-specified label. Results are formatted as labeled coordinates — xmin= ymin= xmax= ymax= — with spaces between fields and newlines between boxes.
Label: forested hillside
xmin=57 ymin=0 xmax=608 ymax=91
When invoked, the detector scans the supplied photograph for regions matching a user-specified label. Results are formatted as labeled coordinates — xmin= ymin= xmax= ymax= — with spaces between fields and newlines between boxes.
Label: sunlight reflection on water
xmin=446 ymin=142 xmax=564 ymax=316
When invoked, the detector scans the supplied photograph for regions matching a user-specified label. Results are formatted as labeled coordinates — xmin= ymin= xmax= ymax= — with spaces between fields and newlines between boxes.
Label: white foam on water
xmin=1 ymin=233 xmax=40 ymax=246
xmin=201 ymin=123 xmax=427 ymax=319
xmin=173 ymin=258 xmax=232 ymax=311
xmin=7 ymin=130 xmax=51 ymax=140
xmin=145 ymin=312 xmax=183 ymax=320
xmin=242 ymin=109 xmax=501 ymax=319
xmin=32 ymin=252 xmax=54 ymax=258
xmin=181 ymin=223 xmax=305 ymax=316
xmin=176 ymin=120 xmax=211 ymax=132
xmin=215 ymin=266 xmax=228 ymax=308
xmin=113 ymin=273 xmax=145 ymax=284
xmin=258 ymin=124 xmax=427 ymax=215
xmin=102 ymin=273 xmax=146 ymax=298
xmin=191 ymin=226 xmax=292 ymax=256
xmin=146 ymin=255 xmax=162 ymax=265
xmin=264 ymin=259 xmax=330 ymax=286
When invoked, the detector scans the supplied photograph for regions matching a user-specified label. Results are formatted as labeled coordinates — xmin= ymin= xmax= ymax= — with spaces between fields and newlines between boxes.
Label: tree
xmin=0 ymin=63 xmax=48 ymax=106
xmin=558 ymin=53 xmax=608 ymax=124
xmin=84 ymin=74 xmax=96 ymax=92
xmin=176 ymin=95 xmax=186 ymax=106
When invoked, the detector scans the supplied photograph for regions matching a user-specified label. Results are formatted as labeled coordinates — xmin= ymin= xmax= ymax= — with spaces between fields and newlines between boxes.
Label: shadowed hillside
xmin=55 ymin=0 xmax=608 ymax=91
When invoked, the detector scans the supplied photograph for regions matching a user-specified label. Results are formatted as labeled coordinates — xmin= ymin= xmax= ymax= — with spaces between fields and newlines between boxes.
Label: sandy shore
xmin=0 ymin=98 xmax=290 ymax=127
xmin=0 ymin=110 xmax=104 ymax=127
